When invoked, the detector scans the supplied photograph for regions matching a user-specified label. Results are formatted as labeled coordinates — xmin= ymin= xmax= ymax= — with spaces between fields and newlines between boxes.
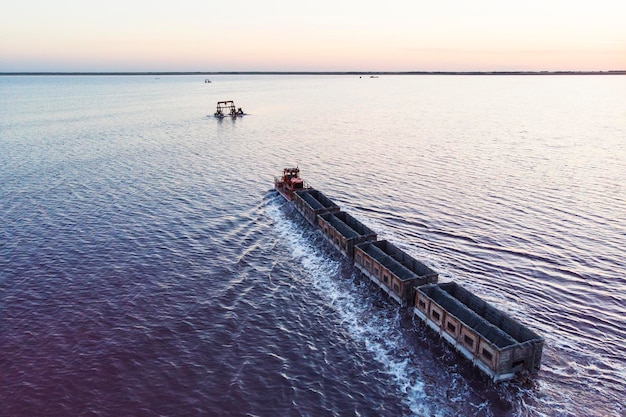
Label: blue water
xmin=1 ymin=74 xmax=625 ymax=416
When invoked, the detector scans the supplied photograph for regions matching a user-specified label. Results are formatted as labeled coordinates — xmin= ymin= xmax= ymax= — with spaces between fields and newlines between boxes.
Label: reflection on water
xmin=1 ymin=74 xmax=624 ymax=417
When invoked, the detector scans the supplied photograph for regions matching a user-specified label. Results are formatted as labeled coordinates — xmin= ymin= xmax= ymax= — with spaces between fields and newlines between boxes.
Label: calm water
xmin=1 ymin=74 xmax=624 ymax=417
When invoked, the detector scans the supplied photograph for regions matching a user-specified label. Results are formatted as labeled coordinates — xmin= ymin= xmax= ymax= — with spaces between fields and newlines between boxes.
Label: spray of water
xmin=266 ymin=196 xmax=442 ymax=416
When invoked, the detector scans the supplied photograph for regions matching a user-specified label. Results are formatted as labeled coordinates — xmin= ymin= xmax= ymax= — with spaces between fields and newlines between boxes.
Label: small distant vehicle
xmin=214 ymin=101 xmax=245 ymax=118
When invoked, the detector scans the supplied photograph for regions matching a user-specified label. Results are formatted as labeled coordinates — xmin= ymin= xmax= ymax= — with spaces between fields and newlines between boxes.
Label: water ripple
xmin=2 ymin=74 xmax=625 ymax=417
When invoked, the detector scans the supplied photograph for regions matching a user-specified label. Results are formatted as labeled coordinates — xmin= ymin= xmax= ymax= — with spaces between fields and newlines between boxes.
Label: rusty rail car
xmin=414 ymin=282 xmax=544 ymax=381
xmin=354 ymin=240 xmax=438 ymax=306
xmin=273 ymin=167 xmax=544 ymax=381
xmin=293 ymin=189 xmax=340 ymax=226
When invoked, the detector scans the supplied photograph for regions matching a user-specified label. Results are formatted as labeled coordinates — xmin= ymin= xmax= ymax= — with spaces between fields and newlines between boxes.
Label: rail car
xmin=292 ymin=188 xmax=340 ymax=225
xmin=274 ymin=167 xmax=544 ymax=381
xmin=355 ymin=240 xmax=438 ymax=306
xmin=274 ymin=167 xmax=311 ymax=201
xmin=414 ymin=282 xmax=544 ymax=381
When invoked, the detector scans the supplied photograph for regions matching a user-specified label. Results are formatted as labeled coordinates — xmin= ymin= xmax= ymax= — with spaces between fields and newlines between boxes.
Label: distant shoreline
xmin=1 ymin=70 xmax=625 ymax=76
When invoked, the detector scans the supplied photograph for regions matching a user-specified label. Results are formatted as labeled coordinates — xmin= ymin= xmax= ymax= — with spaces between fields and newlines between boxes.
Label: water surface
xmin=1 ymin=74 xmax=625 ymax=416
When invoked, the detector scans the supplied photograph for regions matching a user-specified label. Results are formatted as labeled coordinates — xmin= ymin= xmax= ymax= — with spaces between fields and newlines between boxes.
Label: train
xmin=274 ymin=167 xmax=544 ymax=382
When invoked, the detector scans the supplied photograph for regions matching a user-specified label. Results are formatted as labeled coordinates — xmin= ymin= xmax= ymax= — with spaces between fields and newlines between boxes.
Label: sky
xmin=1 ymin=0 xmax=625 ymax=72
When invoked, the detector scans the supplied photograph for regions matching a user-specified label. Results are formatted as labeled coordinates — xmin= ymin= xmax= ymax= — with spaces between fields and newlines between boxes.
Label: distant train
xmin=275 ymin=167 xmax=544 ymax=382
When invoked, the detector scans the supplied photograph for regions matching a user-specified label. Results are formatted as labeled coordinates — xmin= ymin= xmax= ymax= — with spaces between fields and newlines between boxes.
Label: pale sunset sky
xmin=1 ymin=0 xmax=625 ymax=72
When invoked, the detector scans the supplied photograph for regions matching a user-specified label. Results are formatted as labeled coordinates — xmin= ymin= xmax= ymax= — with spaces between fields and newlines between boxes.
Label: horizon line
xmin=1 ymin=70 xmax=625 ymax=76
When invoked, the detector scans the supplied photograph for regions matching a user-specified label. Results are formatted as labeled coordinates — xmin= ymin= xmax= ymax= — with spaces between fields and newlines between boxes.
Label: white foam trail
xmin=266 ymin=197 xmax=436 ymax=416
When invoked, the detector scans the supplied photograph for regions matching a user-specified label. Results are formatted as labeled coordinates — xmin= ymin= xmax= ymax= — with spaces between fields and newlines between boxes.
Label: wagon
xmin=414 ymin=282 xmax=544 ymax=381
xmin=354 ymin=240 xmax=438 ymax=306
xmin=275 ymin=167 xmax=311 ymax=201
xmin=317 ymin=211 xmax=377 ymax=258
